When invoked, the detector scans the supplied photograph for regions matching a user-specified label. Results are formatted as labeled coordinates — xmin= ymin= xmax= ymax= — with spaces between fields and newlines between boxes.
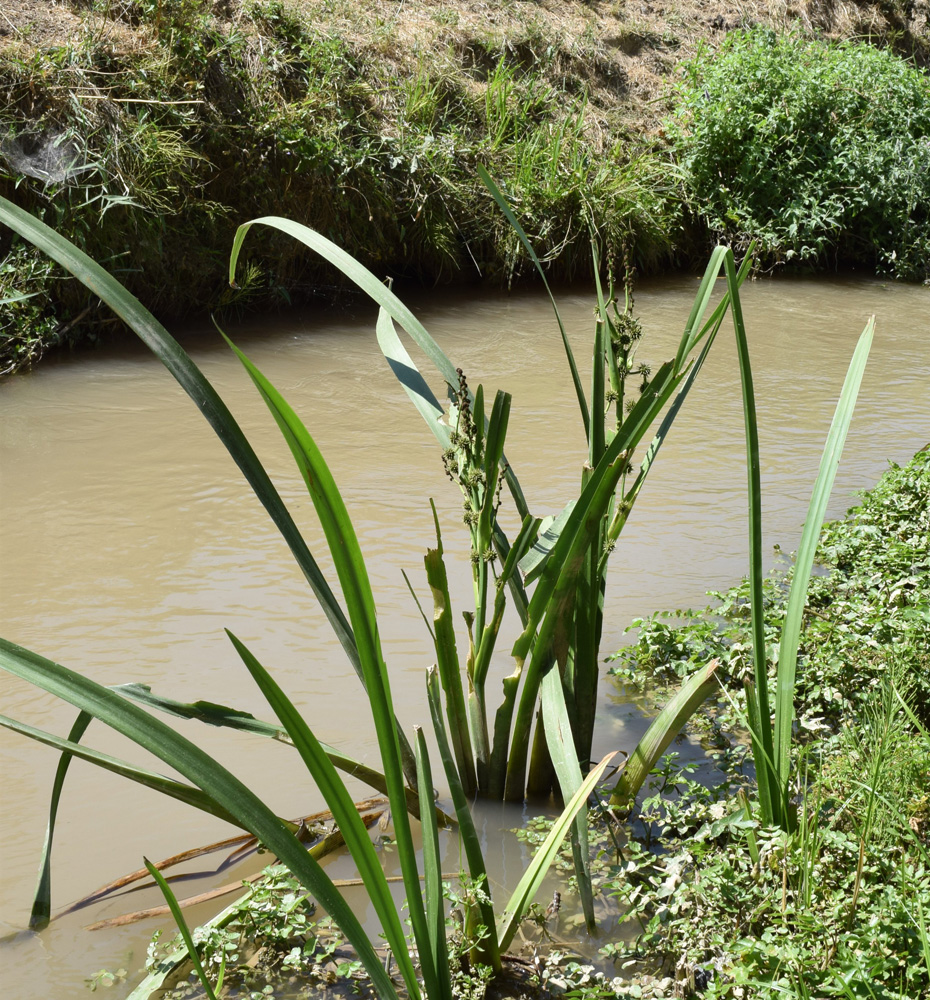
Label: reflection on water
xmin=1 ymin=274 xmax=928 ymax=997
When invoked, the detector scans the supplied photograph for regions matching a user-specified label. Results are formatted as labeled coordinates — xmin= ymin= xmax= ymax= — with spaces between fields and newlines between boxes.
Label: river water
xmin=1 ymin=274 xmax=928 ymax=997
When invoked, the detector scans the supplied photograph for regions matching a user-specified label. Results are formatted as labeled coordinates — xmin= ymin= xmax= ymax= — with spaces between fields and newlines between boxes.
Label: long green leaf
xmin=144 ymin=858 xmax=219 ymax=1000
xmin=539 ymin=667 xmax=595 ymax=931
xmin=414 ymin=727 xmax=452 ymax=1000
xmin=376 ymin=308 xmax=451 ymax=451
xmin=226 ymin=631 xmax=420 ymax=1000
xmin=425 ymin=667 xmax=500 ymax=972
xmin=724 ymin=250 xmax=777 ymax=827
xmin=608 ymin=660 xmax=719 ymax=811
xmin=27 ymin=710 xmax=92 ymax=930
xmin=224 ymin=340 xmax=435 ymax=986
xmin=772 ymin=319 xmax=874 ymax=789
xmin=589 ymin=245 xmax=607 ymax=466
xmin=0 ymin=196 xmax=360 ymax=700
xmin=497 ymin=752 xmax=615 ymax=952
xmin=0 ymin=638 xmax=398 ymax=1000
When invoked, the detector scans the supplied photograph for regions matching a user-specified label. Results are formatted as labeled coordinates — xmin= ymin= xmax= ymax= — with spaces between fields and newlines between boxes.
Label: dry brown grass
xmin=4 ymin=0 xmax=925 ymax=137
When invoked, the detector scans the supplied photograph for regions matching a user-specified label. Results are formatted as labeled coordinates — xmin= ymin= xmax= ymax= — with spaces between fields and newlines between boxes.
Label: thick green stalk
xmin=426 ymin=668 xmax=501 ymax=973
xmin=504 ymin=364 xmax=684 ymax=798
xmin=424 ymin=509 xmax=476 ymax=797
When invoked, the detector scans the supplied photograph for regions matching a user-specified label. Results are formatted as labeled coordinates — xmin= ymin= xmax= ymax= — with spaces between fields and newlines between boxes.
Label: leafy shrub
xmin=670 ymin=29 xmax=930 ymax=281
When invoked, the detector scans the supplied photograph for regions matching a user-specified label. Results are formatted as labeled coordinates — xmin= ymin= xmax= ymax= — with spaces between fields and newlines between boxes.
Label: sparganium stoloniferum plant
xmin=0 ymin=173 xmax=873 ymax=997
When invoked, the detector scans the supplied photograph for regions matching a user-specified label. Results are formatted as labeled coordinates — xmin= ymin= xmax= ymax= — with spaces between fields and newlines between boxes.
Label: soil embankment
xmin=1 ymin=0 xmax=927 ymax=372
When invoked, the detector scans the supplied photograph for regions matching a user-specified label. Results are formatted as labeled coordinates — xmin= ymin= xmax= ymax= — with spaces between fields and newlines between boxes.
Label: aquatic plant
xmin=0 ymin=193 xmax=621 ymax=998
xmin=0 ymin=174 xmax=871 ymax=995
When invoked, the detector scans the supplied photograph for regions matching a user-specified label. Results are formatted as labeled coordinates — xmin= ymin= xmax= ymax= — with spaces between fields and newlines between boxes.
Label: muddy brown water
xmin=1 ymin=275 xmax=928 ymax=998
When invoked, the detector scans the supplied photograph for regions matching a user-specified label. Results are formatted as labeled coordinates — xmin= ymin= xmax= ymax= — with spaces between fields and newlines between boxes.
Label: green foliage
xmin=612 ymin=447 xmax=930 ymax=728
xmin=0 ymin=5 xmax=678 ymax=373
xmin=604 ymin=447 xmax=930 ymax=996
xmin=601 ymin=676 xmax=930 ymax=999
xmin=670 ymin=29 xmax=930 ymax=280
xmin=0 ymin=243 xmax=62 ymax=374
xmin=151 ymin=866 xmax=368 ymax=999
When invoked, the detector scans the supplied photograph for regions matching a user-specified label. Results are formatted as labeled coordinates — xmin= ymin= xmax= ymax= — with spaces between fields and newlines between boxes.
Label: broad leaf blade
xmin=608 ymin=660 xmax=719 ymax=812
xmin=0 ymin=638 xmax=397 ymax=1000
xmin=376 ymin=307 xmax=451 ymax=450
xmin=772 ymin=319 xmax=874 ymax=787
xmin=497 ymin=751 xmax=615 ymax=952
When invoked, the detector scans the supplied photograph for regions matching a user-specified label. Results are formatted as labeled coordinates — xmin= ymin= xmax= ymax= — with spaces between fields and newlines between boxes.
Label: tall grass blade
xmin=26 ymin=710 xmax=91 ymax=930
xmin=0 ymin=637 xmax=398 ymax=1000
xmin=608 ymin=660 xmax=719 ymax=812
xmin=426 ymin=667 xmax=500 ymax=972
xmin=414 ymin=727 xmax=452 ymax=1000
xmin=539 ymin=666 xmax=595 ymax=930
xmin=497 ymin=752 xmax=615 ymax=952
xmin=476 ymin=165 xmax=589 ymax=438
xmin=226 ymin=630 xmax=420 ymax=999
xmin=224 ymin=340 xmax=435 ymax=988
xmin=724 ymin=251 xmax=777 ymax=826
xmin=772 ymin=319 xmax=874 ymax=788
xmin=144 ymin=857 xmax=219 ymax=1000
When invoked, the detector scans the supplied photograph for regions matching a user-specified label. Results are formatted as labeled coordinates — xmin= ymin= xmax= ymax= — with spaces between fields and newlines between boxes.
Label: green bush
xmin=611 ymin=446 xmax=930 ymax=727
xmin=670 ymin=29 xmax=930 ymax=281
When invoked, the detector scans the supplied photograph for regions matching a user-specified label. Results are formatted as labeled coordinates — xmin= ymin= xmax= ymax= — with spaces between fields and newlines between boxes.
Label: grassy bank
xmin=606 ymin=447 xmax=930 ymax=996
xmin=1 ymin=0 xmax=929 ymax=374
